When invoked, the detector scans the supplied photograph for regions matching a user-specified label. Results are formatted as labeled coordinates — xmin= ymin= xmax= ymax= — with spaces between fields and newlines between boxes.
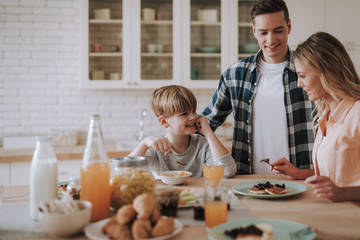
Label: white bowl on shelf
xmin=159 ymin=171 xmax=192 ymax=185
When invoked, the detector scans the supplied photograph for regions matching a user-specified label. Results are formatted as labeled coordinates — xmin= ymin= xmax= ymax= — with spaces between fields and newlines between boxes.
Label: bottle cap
xmin=112 ymin=156 xmax=147 ymax=167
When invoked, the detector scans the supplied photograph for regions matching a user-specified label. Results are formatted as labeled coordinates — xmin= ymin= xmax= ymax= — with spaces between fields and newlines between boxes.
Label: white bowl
xmin=159 ymin=171 xmax=192 ymax=185
xmin=38 ymin=200 xmax=92 ymax=237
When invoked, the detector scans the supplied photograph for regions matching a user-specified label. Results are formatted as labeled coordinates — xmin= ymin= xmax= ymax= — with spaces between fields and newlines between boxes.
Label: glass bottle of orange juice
xmin=81 ymin=114 xmax=110 ymax=222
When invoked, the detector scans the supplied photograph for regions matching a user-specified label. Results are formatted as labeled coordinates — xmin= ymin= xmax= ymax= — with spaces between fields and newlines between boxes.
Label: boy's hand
xmin=143 ymin=136 xmax=173 ymax=155
xmin=195 ymin=117 xmax=212 ymax=137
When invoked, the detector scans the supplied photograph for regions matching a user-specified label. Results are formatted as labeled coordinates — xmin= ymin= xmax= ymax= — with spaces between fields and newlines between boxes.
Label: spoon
xmin=176 ymin=160 xmax=187 ymax=166
xmin=260 ymin=158 xmax=273 ymax=167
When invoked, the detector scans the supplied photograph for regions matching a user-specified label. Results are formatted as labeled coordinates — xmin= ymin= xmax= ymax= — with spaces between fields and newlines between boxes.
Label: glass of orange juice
xmin=203 ymin=164 xmax=224 ymax=186
xmin=204 ymin=178 xmax=228 ymax=229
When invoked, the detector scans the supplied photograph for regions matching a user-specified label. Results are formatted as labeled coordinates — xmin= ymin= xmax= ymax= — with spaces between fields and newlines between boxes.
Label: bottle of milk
xmin=30 ymin=136 xmax=58 ymax=220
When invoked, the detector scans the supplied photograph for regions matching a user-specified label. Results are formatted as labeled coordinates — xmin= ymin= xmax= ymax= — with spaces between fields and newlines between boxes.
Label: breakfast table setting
xmin=1 ymin=172 xmax=360 ymax=240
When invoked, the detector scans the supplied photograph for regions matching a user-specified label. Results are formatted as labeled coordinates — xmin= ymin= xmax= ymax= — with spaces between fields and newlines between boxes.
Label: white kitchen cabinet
xmin=0 ymin=160 xmax=81 ymax=186
xmin=0 ymin=162 xmax=10 ymax=186
xmin=10 ymin=161 xmax=31 ymax=186
xmin=81 ymin=0 xmax=258 ymax=89
xmin=81 ymin=0 xmax=181 ymax=89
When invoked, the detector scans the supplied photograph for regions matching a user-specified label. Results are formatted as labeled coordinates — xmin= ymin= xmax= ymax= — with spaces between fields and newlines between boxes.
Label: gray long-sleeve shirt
xmin=145 ymin=134 xmax=237 ymax=178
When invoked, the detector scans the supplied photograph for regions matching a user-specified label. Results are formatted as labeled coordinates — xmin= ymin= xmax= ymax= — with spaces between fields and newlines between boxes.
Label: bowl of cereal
xmin=159 ymin=171 xmax=192 ymax=185
xmin=38 ymin=196 xmax=92 ymax=237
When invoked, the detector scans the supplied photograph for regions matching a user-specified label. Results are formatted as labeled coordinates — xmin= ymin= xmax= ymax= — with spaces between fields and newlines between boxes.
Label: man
xmin=201 ymin=0 xmax=314 ymax=174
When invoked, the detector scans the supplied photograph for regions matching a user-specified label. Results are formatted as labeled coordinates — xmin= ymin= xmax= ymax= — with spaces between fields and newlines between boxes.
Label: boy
xmin=129 ymin=85 xmax=237 ymax=177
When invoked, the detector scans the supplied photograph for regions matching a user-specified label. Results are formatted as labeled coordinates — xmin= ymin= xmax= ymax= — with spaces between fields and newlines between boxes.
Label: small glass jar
xmin=110 ymin=156 xmax=156 ymax=210
xmin=66 ymin=175 xmax=81 ymax=200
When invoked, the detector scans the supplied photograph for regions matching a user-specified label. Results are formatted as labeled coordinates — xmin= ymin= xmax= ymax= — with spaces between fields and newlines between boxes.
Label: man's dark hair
xmin=251 ymin=0 xmax=289 ymax=23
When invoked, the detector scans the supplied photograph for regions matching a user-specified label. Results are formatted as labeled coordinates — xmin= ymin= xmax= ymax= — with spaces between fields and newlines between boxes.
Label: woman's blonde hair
xmin=294 ymin=32 xmax=360 ymax=131
xmin=151 ymin=85 xmax=197 ymax=118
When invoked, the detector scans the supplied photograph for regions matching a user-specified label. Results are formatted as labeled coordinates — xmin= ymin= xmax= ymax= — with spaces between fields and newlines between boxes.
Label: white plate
xmin=84 ymin=218 xmax=183 ymax=240
xmin=178 ymin=200 xmax=196 ymax=208
xmin=208 ymin=218 xmax=315 ymax=240
xmin=232 ymin=180 xmax=307 ymax=199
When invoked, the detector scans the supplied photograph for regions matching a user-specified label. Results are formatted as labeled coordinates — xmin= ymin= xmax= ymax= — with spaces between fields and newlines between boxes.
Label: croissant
xmin=106 ymin=223 xmax=131 ymax=240
xmin=133 ymin=193 xmax=156 ymax=219
xmin=151 ymin=217 xmax=175 ymax=237
xmin=131 ymin=218 xmax=152 ymax=239
xmin=101 ymin=216 xmax=117 ymax=234
xmin=116 ymin=204 xmax=137 ymax=225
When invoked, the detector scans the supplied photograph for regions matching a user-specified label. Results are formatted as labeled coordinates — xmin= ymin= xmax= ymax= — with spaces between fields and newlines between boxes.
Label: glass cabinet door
xmin=88 ymin=0 xmax=123 ymax=82
xmin=190 ymin=0 xmax=221 ymax=81
xmin=140 ymin=0 xmax=174 ymax=81
xmin=238 ymin=0 xmax=258 ymax=60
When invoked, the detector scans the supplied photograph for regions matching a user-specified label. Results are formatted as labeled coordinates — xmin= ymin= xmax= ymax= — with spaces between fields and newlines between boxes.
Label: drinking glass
xmin=202 ymin=164 xmax=224 ymax=186
xmin=204 ymin=179 xmax=228 ymax=228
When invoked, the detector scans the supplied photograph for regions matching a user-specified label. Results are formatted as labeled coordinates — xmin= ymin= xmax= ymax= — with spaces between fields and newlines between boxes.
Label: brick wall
xmin=0 ymin=0 xmax=220 ymax=146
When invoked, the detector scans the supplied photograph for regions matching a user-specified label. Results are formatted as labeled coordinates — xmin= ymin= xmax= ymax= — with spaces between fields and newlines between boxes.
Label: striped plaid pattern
xmin=201 ymin=50 xmax=314 ymax=174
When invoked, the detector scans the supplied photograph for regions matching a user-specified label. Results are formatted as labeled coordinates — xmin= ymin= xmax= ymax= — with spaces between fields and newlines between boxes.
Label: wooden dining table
xmin=1 ymin=174 xmax=360 ymax=240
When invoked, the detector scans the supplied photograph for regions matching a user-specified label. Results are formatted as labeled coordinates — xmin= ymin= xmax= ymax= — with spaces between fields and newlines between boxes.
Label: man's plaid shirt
xmin=201 ymin=50 xmax=314 ymax=174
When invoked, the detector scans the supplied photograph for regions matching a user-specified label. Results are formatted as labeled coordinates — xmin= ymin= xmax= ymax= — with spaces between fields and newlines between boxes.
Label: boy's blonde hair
xmin=151 ymin=85 xmax=197 ymax=118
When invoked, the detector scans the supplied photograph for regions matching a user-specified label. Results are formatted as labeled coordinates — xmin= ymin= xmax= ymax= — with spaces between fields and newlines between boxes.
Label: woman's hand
xmin=305 ymin=175 xmax=344 ymax=202
xmin=143 ymin=136 xmax=173 ymax=155
xmin=271 ymin=158 xmax=301 ymax=179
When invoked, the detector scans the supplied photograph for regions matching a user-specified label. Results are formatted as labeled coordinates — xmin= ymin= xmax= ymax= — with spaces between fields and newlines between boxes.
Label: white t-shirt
xmin=252 ymin=58 xmax=290 ymax=174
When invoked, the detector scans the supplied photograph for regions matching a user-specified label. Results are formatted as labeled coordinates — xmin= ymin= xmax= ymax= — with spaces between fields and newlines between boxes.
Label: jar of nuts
xmin=110 ymin=156 xmax=155 ymax=210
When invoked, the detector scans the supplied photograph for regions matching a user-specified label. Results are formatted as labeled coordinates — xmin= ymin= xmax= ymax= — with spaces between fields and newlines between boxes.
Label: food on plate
xmin=38 ymin=192 xmax=82 ymax=214
xmin=116 ymin=204 xmax=137 ymax=225
xmin=249 ymin=182 xmax=287 ymax=195
xmin=150 ymin=208 xmax=161 ymax=222
xmin=179 ymin=189 xmax=197 ymax=206
xmin=101 ymin=217 xmax=118 ymax=234
xmin=102 ymin=193 xmax=175 ymax=239
xmin=159 ymin=171 xmax=191 ymax=177
xmin=132 ymin=218 xmax=152 ymax=239
xmin=106 ymin=223 xmax=132 ymax=240
xmin=264 ymin=186 xmax=287 ymax=195
xmin=133 ymin=193 xmax=156 ymax=219
xmin=249 ymin=187 xmax=267 ymax=195
xmin=151 ymin=217 xmax=175 ymax=237
xmin=224 ymin=223 xmax=274 ymax=240
xmin=110 ymin=171 xmax=155 ymax=210
xmin=57 ymin=183 xmax=67 ymax=195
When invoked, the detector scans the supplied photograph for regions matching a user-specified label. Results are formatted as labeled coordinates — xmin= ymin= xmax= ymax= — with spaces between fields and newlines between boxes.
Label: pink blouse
xmin=313 ymin=99 xmax=360 ymax=187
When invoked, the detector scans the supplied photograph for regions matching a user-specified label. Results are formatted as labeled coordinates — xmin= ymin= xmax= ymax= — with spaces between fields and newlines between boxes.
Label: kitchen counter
xmin=0 ymin=140 xmax=233 ymax=163
xmin=0 ymin=143 xmax=131 ymax=163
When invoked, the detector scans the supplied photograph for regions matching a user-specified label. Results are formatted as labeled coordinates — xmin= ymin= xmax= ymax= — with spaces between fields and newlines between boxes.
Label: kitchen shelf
xmin=238 ymin=53 xmax=253 ymax=58
xmin=89 ymin=19 xmax=123 ymax=24
xmin=191 ymin=53 xmax=221 ymax=57
xmin=191 ymin=21 xmax=221 ymax=26
xmin=141 ymin=20 xmax=173 ymax=25
xmin=141 ymin=53 xmax=173 ymax=57
xmin=89 ymin=53 xmax=122 ymax=57
xmin=238 ymin=22 xmax=252 ymax=27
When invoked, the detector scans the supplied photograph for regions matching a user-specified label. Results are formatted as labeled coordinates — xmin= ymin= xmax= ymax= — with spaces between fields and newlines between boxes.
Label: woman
xmin=271 ymin=32 xmax=360 ymax=202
